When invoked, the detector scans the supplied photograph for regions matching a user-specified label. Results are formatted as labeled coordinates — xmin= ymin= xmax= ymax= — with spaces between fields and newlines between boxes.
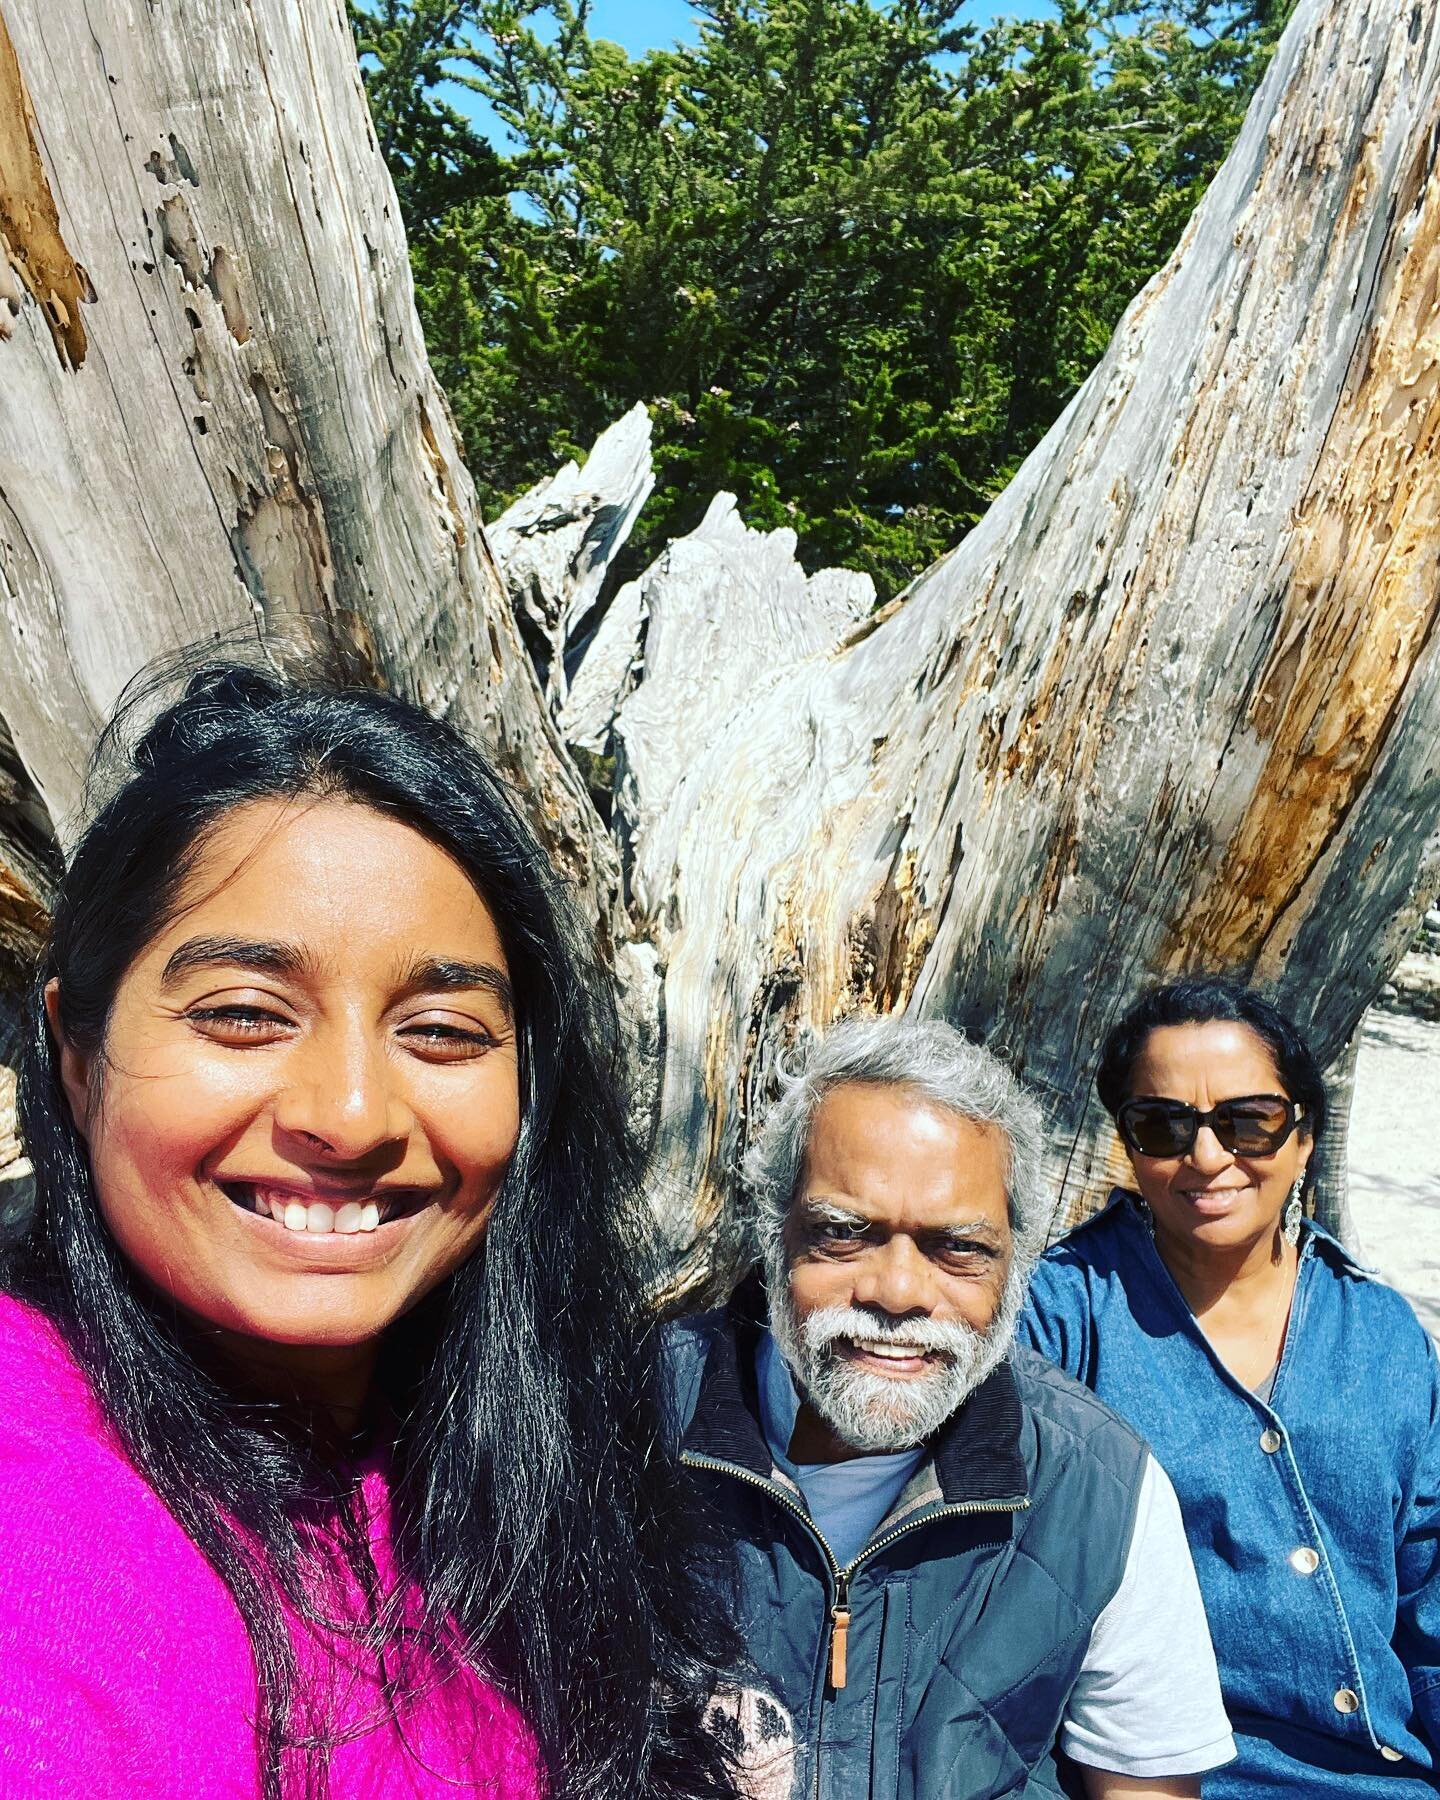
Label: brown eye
xmin=187 ymin=1005 xmax=290 ymax=1041
xmin=398 ymin=1019 xmax=498 ymax=1060
xmin=939 ymin=1246 xmax=994 ymax=1275
xmin=813 ymin=1220 xmax=867 ymax=1252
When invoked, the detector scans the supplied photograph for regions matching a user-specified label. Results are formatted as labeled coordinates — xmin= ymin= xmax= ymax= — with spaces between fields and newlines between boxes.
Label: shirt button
xmin=1260 ymin=1427 xmax=1282 ymax=1453
xmin=1290 ymin=1547 xmax=1320 ymax=1575
xmin=1334 ymin=1687 xmax=1360 ymax=1714
xmin=1380 ymin=1746 xmax=1404 ymax=1762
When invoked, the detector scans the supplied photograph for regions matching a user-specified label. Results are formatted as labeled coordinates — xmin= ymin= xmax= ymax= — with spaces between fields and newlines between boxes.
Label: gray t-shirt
xmin=757 ymin=1331 xmax=923 ymax=1565
xmin=756 ymin=1330 xmax=1235 ymax=1779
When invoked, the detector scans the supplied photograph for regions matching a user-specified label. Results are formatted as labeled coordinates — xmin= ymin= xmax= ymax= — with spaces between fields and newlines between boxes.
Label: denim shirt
xmin=1019 ymin=1190 xmax=1440 ymax=1797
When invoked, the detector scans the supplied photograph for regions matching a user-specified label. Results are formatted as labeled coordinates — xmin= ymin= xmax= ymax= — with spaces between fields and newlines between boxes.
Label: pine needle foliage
xmin=352 ymin=0 xmax=1295 ymax=596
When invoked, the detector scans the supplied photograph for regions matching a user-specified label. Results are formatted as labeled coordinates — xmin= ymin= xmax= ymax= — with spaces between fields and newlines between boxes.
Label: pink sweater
xmin=0 ymin=1296 xmax=541 ymax=1797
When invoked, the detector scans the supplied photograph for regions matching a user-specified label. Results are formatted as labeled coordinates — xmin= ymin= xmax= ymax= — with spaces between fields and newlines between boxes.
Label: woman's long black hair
xmin=1095 ymin=975 xmax=1329 ymax=1197
xmin=9 ymin=661 xmax=739 ymax=1800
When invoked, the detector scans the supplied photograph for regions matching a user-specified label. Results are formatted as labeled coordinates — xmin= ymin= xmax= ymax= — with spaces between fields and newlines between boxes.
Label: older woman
xmin=1020 ymin=977 xmax=1440 ymax=1796
xmin=0 ymin=663 xmax=738 ymax=1799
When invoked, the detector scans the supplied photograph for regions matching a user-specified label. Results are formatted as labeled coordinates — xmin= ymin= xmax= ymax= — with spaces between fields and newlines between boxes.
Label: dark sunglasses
xmin=1115 ymin=1093 xmax=1304 ymax=1160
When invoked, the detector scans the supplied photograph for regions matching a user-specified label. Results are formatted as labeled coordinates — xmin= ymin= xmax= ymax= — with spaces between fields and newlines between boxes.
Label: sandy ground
xmin=1346 ymin=1009 xmax=1440 ymax=1335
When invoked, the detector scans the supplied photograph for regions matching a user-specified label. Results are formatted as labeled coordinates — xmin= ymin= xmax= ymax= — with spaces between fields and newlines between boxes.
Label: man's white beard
xmin=766 ymin=1264 xmax=1023 ymax=1455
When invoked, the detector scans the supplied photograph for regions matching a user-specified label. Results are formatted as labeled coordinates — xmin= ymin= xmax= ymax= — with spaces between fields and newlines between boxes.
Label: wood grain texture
xmin=0 ymin=0 xmax=1434 ymax=1275
xmin=489 ymin=402 xmax=655 ymax=718
xmin=575 ymin=0 xmax=1440 ymax=1264
xmin=0 ymin=0 xmax=611 ymax=897
xmin=0 ymin=7 xmax=91 ymax=368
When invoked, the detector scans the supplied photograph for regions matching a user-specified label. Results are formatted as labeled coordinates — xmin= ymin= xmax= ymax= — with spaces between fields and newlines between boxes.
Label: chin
xmin=1167 ymin=1210 xmax=1268 ymax=1248
xmin=246 ymin=1318 xmax=389 ymax=1349
xmin=202 ymin=1282 xmax=405 ymax=1349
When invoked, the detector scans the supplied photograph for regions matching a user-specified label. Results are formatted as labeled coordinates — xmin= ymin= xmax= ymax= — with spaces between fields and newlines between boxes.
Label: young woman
xmin=1021 ymin=977 xmax=1440 ymax=1796
xmin=0 ymin=663 xmax=738 ymax=1799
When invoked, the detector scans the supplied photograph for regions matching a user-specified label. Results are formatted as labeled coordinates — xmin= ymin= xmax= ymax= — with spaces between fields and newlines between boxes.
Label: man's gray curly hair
xmin=742 ymin=1014 xmax=1052 ymax=1275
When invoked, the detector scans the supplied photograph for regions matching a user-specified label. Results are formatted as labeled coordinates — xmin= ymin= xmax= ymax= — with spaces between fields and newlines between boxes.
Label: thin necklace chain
xmin=1266 ymin=1232 xmax=1300 ymax=1371
xmin=1144 ymin=1202 xmax=1299 ymax=1381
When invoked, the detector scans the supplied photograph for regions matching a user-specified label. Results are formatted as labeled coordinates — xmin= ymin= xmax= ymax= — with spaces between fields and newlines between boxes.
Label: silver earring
xmin=1282 ymin=1179 xmax=1303 ymax=1245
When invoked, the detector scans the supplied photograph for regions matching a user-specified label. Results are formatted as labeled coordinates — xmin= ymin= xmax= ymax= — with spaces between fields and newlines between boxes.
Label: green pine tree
xmin=351 ymin=0 xmax=1294 ymax=596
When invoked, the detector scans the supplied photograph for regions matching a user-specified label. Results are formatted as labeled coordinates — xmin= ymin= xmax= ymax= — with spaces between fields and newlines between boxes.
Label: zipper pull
xmin=829 ymin=1577 xmax=851 ymax=1690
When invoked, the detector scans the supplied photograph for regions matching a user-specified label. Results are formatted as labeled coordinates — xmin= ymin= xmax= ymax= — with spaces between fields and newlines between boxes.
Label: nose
xmin=272 ymin=1021 xmax=415 ymax=1162
xmin=1187 ymin=1123 xmax=1232 ymax=1174
xmin=852 ymin=1235 xmax=933 ymax=1319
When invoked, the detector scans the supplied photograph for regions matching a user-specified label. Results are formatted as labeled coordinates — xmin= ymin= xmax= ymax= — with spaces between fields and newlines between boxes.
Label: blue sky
xmin=585 ymin=0 xmax=1048 ymax=54
xmin=586 ymin=0 xmax=694 ymax=54
xmin=451 ymin=1 xmax=1052 ymax=146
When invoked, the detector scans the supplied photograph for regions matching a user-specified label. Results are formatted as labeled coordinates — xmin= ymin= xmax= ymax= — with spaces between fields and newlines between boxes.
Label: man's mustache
xmin=799 ymin=1304 xmax=984 ymax=1361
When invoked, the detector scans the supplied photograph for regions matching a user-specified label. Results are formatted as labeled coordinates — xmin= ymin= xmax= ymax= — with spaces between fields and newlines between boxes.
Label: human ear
xmin=44 ymin=978 xmax=93 ymax=1144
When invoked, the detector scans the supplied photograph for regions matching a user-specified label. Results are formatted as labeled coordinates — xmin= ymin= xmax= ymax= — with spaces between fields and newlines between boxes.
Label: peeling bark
xmin=0 ymin=0 xmax=611 ymax=906
xmin=576 ymin=0 xmax=1440 ymax=1270
xmin=0 ymin=7 xmax=91 ymax=367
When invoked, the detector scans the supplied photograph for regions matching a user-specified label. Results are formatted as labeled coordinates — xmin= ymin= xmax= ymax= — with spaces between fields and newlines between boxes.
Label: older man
xmin=669 ymin=1016 xmax=1233 ymax=1799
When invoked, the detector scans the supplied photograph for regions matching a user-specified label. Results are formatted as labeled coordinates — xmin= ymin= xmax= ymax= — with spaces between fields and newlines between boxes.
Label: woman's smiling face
xmin=50 ymin=795 xmax=521 ymax=1355
xmin=1123 ymin=1019 xmax=1311 ymax=1253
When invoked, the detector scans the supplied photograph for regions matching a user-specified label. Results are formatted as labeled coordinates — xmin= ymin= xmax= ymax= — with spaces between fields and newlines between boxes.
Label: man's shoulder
xmin=662 ymin=1303 xmax=728 ymax=1346
xmin=1008 ymin=1343 xmax=1151 ymax=1471
xmin=998 ymin=1351 xmax=1153 ymax=1600
xmin=659 ymin=1306 xmax=731 ymax=1438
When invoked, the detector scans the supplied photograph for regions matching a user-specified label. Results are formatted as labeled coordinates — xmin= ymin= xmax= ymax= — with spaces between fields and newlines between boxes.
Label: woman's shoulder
xmin=0 ymin=1289 xmax=76 ymax=1356
xmin=0 ymin=1295 xmax=206 ymax=1549
xmin=1031 ymin=1190 xmax=1146 ymax=1286
xmin=0 ymin=1294 xmax=240 ymax=1620
xmin=0 ymin=1296 xmax=101 ymax=1418
xmin=1020 ymin=1194 xmax=1148 ymax=1373
xmin=0 ymin=1294 xmax=108 ymax=1447
xmin=1304 ymin=1225 xmax=1439 ymax=1366
xmin=1020 ymin=1191 xmax=1155 ymax=1362
xmin=0 ymin=1298 xmax=255 ymax=1787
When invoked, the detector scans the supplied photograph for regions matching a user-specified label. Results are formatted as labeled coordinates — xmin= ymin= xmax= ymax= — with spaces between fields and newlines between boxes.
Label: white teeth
xmin=242 ymin=1187 xmax=390 ymax=1234
xmin=854 ymin=1340 xmax=927 ymax=1359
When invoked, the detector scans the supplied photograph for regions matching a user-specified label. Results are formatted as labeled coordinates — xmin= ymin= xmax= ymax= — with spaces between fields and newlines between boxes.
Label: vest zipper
xmin=681 ymin=1450 xmax=1029 ymax=1698
xmin=829 ymin=1572 xmax=851 ymax=1689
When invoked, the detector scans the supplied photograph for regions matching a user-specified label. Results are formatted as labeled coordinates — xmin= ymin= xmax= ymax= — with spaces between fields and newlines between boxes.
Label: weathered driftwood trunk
xmin=488 ymin=0 xmax=1440 ymax=1267
xmin=0 ymin=0 xmax=1436 ymax=1275
xmin=0 ymin=0 xmax=611 ymax=891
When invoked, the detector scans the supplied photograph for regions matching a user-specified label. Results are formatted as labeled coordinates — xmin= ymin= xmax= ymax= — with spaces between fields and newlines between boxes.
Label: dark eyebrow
xmin=398 ymin=957 xmax=514 ymax=1022
xmin=161 ymin=936 xmax=309 ymax=987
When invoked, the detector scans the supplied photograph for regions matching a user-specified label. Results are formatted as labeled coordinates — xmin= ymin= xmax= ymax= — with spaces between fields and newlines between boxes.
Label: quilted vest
xmin=668 ymin=1298 xmax=1148 ymax=1800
